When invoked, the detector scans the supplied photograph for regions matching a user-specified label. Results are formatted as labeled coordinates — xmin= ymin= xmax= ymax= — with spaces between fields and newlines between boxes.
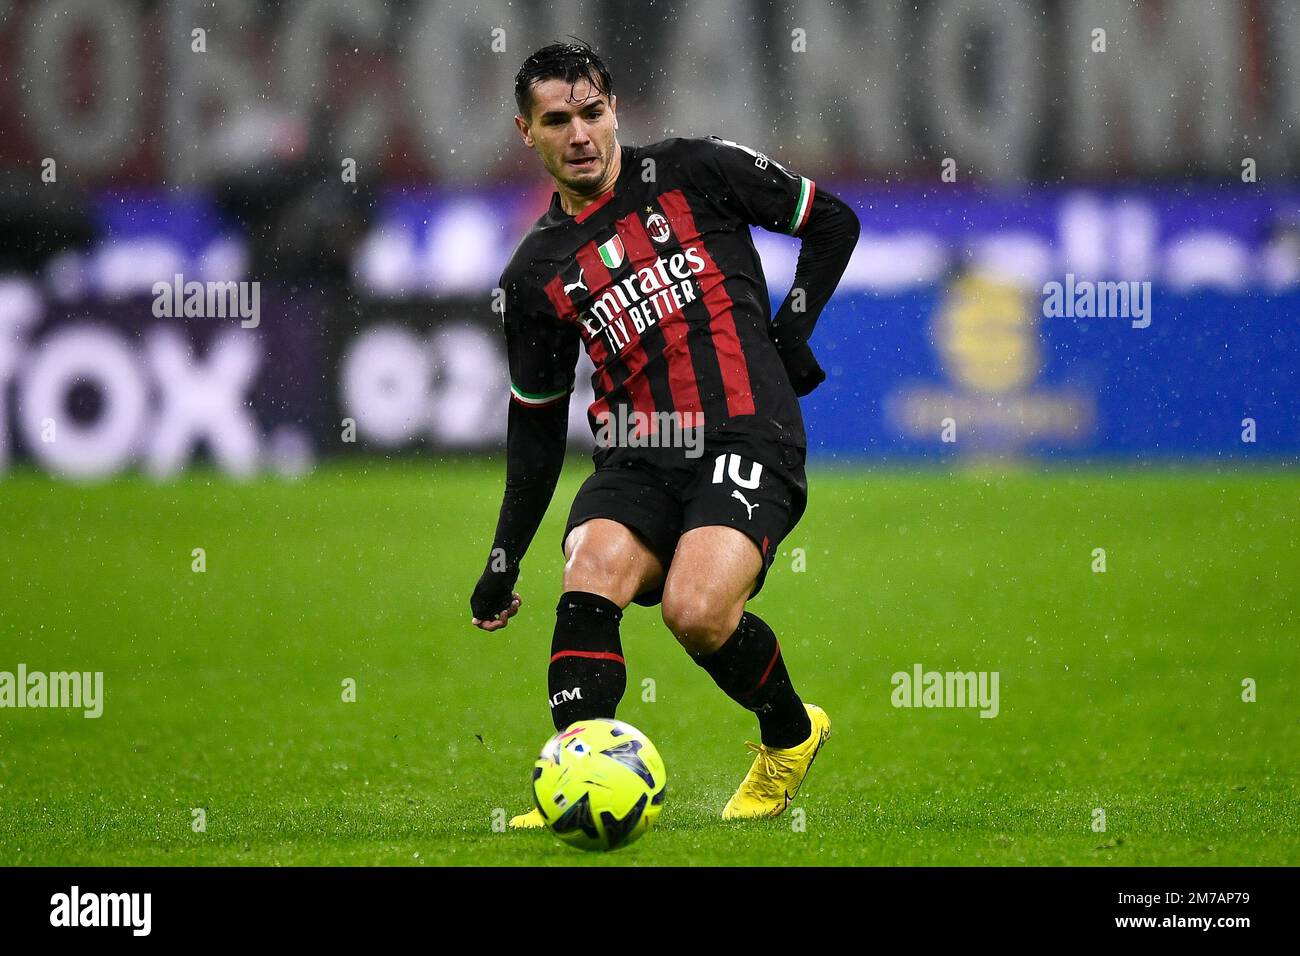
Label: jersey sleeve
xmin=501 ymin=265 xmax=580 ymax=407
xmin=471 ymin=263 xmax=578 ymax=620
xmin=686 ymin=135 xmax=818 ymax=236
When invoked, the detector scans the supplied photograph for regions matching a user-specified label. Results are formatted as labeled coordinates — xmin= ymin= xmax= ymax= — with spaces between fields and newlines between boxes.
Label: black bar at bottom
xmin=0 ymin=866 xmax=1288 ymax=941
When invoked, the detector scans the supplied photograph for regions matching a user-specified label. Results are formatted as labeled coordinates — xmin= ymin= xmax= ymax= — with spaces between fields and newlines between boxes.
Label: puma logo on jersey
xmin=563 ymin=269 xmax=587 ymax=295
xmin=731 ymin=489 xmax=759 ymax=520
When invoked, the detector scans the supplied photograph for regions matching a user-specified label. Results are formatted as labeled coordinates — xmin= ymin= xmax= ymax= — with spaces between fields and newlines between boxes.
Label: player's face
xmin=516 ymin=77 xmax=618 ymax=194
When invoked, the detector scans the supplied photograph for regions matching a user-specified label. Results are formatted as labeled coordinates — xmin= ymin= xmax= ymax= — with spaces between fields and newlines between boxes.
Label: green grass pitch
xmin=1 ymin=461 xmax=1296 ymax=866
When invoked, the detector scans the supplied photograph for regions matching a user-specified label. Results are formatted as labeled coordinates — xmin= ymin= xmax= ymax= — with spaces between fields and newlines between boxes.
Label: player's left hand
xmin=777 ymin=339 xmax=827 ymax=396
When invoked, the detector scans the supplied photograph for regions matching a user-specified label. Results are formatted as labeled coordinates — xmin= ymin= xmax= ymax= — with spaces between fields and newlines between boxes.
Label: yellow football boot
xmin=722 ymin=704 xmax=831 ymax=820
xmin=508 ymin=807 xmax=546 ymax=829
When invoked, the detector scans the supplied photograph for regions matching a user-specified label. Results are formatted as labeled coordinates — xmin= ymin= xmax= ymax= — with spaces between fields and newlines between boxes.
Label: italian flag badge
xmin=597 ymin=234 xmax=625 ymax=269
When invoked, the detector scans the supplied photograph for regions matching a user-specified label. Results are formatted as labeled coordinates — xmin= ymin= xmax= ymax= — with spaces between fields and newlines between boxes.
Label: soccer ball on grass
xmin=531 ymin=718 xmax=666 ymax=851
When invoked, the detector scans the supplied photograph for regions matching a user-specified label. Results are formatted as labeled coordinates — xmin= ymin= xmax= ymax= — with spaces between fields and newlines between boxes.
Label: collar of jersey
xmin=548 ymin=144 xmax=636 ymax=226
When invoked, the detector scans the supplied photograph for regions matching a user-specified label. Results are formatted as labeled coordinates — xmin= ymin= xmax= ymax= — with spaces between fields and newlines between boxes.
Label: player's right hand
xmin=471 ymin=592 xmax=522 ymax=631
xmin=471 ymin=563 xmax=522 ymax=630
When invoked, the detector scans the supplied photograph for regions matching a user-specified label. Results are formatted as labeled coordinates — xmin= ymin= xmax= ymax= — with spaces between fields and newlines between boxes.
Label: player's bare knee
xmin=661 ymin=591 xmax=738 ymax=654
xmin=563 ymin=550 xmax=625 ymax=603
xmin=563 ymin=535 xmax=642 ymax=607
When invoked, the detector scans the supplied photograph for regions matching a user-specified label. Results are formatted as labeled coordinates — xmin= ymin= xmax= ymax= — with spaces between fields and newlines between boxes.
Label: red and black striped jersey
xmin=499 ymin=136 xmax=820 ymax=462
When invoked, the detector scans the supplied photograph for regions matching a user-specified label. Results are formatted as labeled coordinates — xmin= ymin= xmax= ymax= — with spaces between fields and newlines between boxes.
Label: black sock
xmin=691 ymin=612 xmax=811 ymax=749
xmin=548 ymin=591 xmax=627 ymax=730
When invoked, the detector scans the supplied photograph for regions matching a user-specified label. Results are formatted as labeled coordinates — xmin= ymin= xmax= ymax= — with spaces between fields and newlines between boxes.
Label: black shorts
xmin=563 ymin=436 xmax=808 ymax=607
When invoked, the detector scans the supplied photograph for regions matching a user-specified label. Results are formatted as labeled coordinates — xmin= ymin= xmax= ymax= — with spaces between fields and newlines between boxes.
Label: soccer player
xmin=470 ymin=41 xmax=860 ymax=826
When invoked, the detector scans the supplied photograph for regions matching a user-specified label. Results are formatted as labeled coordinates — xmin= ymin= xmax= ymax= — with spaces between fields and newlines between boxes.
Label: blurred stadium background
xmin=2 ymin=0 xmax=1299 ymax=474
xmin=0 ymin=0 xmax=1296 ymax=865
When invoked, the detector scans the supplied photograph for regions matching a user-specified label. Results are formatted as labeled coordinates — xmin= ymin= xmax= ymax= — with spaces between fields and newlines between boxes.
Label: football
xmin=531 ymin=719 xmax=667 ymax=851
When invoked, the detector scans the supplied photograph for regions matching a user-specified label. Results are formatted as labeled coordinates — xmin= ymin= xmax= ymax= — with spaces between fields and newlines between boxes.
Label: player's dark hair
xmin=514 ymin=39 xmax=613 ymax=121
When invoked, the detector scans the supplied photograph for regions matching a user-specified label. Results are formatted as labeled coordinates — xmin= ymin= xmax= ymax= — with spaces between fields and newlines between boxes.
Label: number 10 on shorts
xmin=711 ymin=453 xmax=763 ymax=489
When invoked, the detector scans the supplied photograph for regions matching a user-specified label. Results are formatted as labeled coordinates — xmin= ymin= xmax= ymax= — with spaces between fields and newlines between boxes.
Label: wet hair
xmin=514 ymin=39 xmax=613 ymax=122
